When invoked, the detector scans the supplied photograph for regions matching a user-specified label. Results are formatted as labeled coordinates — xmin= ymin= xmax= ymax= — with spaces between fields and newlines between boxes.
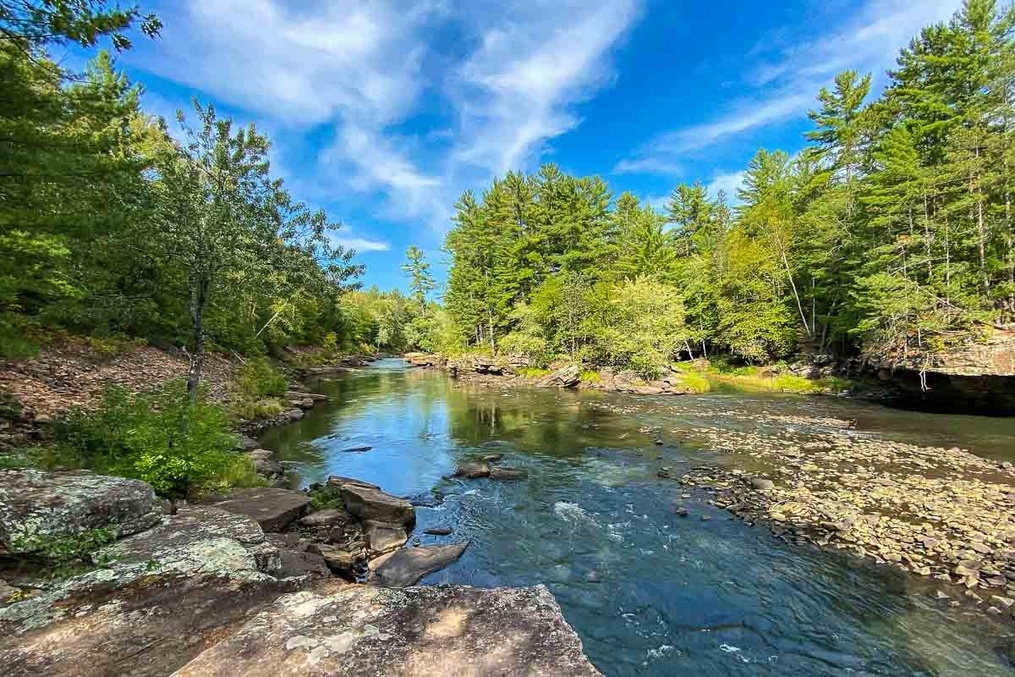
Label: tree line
xmin=0 ymin=1 xmax=363 ymax=394
xmin=440 ymin=0 xmax=1015 ymax=376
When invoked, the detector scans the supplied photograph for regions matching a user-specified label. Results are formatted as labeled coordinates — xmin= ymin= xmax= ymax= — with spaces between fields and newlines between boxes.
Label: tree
xmin=151 ymin=102 xmax=354 ymax=396
xmin=401 ymin=245 xmax=436 ymax=314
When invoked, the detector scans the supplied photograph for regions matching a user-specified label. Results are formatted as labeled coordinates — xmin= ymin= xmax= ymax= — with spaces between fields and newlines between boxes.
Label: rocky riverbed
xmin=591 ymin=398 xmax=1015 ymax=616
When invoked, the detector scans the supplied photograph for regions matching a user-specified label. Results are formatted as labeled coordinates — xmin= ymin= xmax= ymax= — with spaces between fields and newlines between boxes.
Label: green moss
xmin=12 ymin=527 xmax=118 ymax=577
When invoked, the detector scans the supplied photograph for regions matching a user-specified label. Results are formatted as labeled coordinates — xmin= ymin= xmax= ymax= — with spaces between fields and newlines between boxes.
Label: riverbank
xmin=405 ymin=352 xmax=858 ymax=397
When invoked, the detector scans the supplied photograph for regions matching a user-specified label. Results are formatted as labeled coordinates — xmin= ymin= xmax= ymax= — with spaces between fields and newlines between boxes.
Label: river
xmin=259 ymin=358 xmax=1015 ymax=676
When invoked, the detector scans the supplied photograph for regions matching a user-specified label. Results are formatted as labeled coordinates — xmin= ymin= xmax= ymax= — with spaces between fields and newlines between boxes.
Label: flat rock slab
xmin=0 ymin=571 xmax=289 ymax=677
xmin=334 ymin=478 xmax=415 ymax=527
xmin=298 ymin=508 xmax=346 ymax=528
xmin=375 ymin=542 xmax=469 ymax=587
xmin=99 ymin=505 xmax=271 ymax=572
xmin=175 ymin=584 xmax=601 ymax=676
xmin=215 ymin=488 xmax=311 ymax=533
xmin=0 ymin=469 xmax=161 ymax=553
xmin=364 ymin=521 xmax=408 ymax=554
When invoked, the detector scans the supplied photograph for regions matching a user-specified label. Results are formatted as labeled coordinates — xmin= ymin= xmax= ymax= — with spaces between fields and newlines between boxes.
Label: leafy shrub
xmin=49 ymin=381 xmax=240 ymax=498
xmin=236 ymin=357 xmax=288 ymax=399
xmin=229 ymin=397 xmax=285 ymax=421
xmin=676 ymin=370 xmax=711 ymax=393
xmin=307 ymin=483 xmax=345 ymax=511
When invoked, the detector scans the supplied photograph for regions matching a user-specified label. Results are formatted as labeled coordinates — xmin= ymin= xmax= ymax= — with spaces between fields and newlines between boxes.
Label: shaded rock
xmin=364 ymin=521 xmax=408 ymax=554
xmin=0 ymin=571 xmax=288 ymax=677
xmin=489 ymin=466 xmax=528 ymax=481
xmin=284 ymin=408 xmax=304 ymax=421
xmin=234 ymin=434 xmax=259 ymax=452
xmin=454 ymin=462 xmax=491 ymax=479
xmin=298 ymin=508 xmax=346 ymax=528
xmin=424 ymin=527 xmax=453 ymax=536
xmin=307 ymin=543 xmax=360 ymax=577
xmin=264 ymin=534 xmax=331 ymax=580
xmin=174 ymin=584 xmax=600 ymax=677
xmin=0 ymin=469 xmax=161 ymax=553
xmin=334 ymin=478 xmax=415 ymax=527
xmin=252 ymin=457 xmax=284 ymax=477
xmin=374 ymin=542 xmax=469 ymax=587
xmin=406 ymin=490 xmax=445 ymax=508
xmin=215 ymin=488 xmax=311 ymax=533
xmin=339 ymin=445 xmax=373 ymax=453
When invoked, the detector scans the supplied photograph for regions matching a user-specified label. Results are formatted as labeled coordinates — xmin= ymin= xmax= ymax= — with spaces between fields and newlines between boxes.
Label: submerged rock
xmin=424 ymin=526 xmax=453 ymax=536
xmin=0 ymin=469 xmax=161 ymax=553
xmin=332 ymin=477 xmax=415 ymax=527
xmin=174 ymin=584 xmax=600 ymax=676
xmin=215 ymin=488 xmax=311 ymax=533
xmin=454 ymin=462 xmax=491 ymax=479
xmin=374 ymin=542 xmax=469 ymax=587
xmin=489 ymin=466 xmax=528 ymax=481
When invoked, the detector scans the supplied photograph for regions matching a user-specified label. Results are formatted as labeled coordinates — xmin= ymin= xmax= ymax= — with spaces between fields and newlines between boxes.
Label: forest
xmin=439 ymin=0 xmax=1015 ymax=377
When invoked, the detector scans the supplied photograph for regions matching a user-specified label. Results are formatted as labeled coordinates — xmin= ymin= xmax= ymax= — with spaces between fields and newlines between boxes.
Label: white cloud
xmin=706 ymin=170 xmax=747 ymax=202
xmin=450 ymin=0 xmax=642 ymax=176
xmin=329 ymin=235 xmax=391 ymax=253
xmin=615 ymin=0 xmax=962 ymax=173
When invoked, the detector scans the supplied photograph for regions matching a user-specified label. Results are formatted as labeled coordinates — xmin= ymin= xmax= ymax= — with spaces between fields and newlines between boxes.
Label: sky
xmin=104 ymin=0 xmax=963 ymax=293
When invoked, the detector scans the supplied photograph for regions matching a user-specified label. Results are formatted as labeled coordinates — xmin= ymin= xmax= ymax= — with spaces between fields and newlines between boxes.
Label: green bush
xmin=12 ymin=527 xmax=116 ymax=571
xmin=49 ymin=381 xmax=241 ymax=498
xmin=307 ymin=483 xmax=345 ymax=511
xmin=229 ymin=397 xmax=285 ymax=421
xmin=236 ymin=357 xmax=288 ymax=398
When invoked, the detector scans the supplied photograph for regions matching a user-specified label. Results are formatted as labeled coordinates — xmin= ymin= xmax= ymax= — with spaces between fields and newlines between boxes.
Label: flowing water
xmin=260 ymin=359 xmax=1015 ymax=676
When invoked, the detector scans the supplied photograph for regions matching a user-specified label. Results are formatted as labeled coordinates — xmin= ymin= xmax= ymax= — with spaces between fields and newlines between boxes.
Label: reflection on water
xmin=260 ymin=359 xmax=1015 ymax=676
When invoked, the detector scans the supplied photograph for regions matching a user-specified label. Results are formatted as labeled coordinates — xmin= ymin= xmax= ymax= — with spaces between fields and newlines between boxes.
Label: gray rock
xmin=174 ymin=585 xmax=601 ymax=676
xmin=0 ymin=579 xmax=17 ymax=604
xmin=284 ymin=408 xmax=304 ymax=421
xmin=542 ymin=365 xmax=582 ymax=389
xmin=482 ymin=453 xmax=504 ymax=462
xmin=374 ymin=541 xmax=469 ymax=587
xmin=253 ymin=457 xmax=284 ymax=477
xmin=454 ymin=462 xmax=491 ymax=479
xmin=215 ymin=488 xmax=311 ymax=533
xmin=335 ymin=478 xmax=415 ymax=527
xmin=489 ymin=466 xmax=528 ymax=481
xmin=99 ymin=505 xmax=273 ymax=572
xmin=234 ymin=434 xmax=259 ymax=452
xmin=247 ymin=449 xmax=275 ymax=461
xmin=298 ymin=508 xmax=346 ymax=527
xmin=364 ymin=521 xmax=408 ymax=553
xmin=307 ymin=543 xmax=360 ymax=576
xmin=0 ymin=568 xmax=287 ymax=676
xmin=750 ymin=477 xmax=775 ymax=491
xmin=339 ymin=445 xmax=373 ymax=453
xmin=0 ymin=469 xmax=161 ymax=553
xmin=424 ymin=526 xmax=453 ymax=536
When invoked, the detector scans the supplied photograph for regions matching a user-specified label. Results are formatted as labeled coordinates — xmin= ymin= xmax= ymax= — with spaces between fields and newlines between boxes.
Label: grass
xmin=517 ymin=367 xmax=551 ymax=379
xmin=675 ymin=370 xmax=711 ymax=393
xmin=674 ymin=362 xmax=852 ymax=395
xmin=579 ymin=369 xmax=602 ymax=383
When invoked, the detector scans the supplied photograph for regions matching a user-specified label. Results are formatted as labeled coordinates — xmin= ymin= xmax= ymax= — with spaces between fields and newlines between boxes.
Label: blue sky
xmin=105 ymin=0 xmax=961 ymax=293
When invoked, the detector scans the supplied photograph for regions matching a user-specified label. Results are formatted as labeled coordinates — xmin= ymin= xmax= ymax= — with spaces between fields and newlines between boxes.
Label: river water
xmin=260 ymin=359 xmax=1015 ymax=676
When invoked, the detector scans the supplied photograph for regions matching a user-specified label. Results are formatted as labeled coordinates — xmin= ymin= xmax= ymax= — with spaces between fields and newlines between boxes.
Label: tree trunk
xmin=187 ymin=274 xmax=209 ymax=399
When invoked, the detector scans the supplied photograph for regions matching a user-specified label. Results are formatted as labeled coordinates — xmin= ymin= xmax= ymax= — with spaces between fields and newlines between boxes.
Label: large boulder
xmin=374 ymin=542 xmax=469 ymax=587
xmin=0 ymin=469 xmax=161 ymax=553
xmin=174 ymin=584 xmax=601 ymax=676
xmin=364 ymin=521 xmax=407 ymax=554
xmin=0 ymin=571 xmax=289 ymax=677
xmin=541 ymin=365 xmax=582 ymax=389
xmin=330 ymin=477 xmax=414 ymax=527
xmin=214 ymin=488 xmax=311 ymax=533
xmin=99 ymin=505 xmax=278 ymax=574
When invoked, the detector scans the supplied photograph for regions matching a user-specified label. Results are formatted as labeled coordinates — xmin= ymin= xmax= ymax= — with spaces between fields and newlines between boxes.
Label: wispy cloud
xmin=706 ymin=170 xmax=747 ymax=202
xmin=329 ymin=235 xmax=391 ymax=254
xmin=614 ymin=0 xmax=961 ymax=174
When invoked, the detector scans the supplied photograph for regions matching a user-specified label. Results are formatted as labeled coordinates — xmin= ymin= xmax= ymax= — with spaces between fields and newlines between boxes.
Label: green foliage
xmin=517 ymin=367 xmax=551 ymax=379
xmin=48 ymin=382 xmax=241 ymax=498
xmin=675 ymin=370 xmax=711 ymax=394
xmin=579 ymin=369 xmax=602 ymax=383
xmin=11 ymin=527 xmax=117 ymax=576
xmin=236 ymin=358 xmax=288 ymax=399
xmin=307 ymin=483 xmax=345 ymax=511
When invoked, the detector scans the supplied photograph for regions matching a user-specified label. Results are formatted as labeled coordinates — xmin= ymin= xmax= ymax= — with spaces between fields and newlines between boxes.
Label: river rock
xmin=542 ymin=365 xmax=582 ymax=389
xmin=0 ymin=469 xmax=162 ymax=553
xmin=284 ymin=408 xmax=304 ymax=421
xmin=174 ymin=584 xmax=601 ymax=676
xmin=374 ymin=541 xmax=469 ymax=587
xmin=365 ymin=521 xmax=408 ymax=553
xmin=750 ymin=477 xmax=775 ymax=491
xmin=482 ymin=453 xmax=504 ymax=462
xmin=298 ymin=508 xmax=346 ymax=528
xmin=215 ymin=488 xmax=311 ymax=533
xmin=99 ymin=505 xmax=279 ymax=574
xmin=234 ymin=434 xmax=259 ymax=452
xmin=490 ymin=466 xmax=528 ymax=481
xmin=454 ymin=462 xmax=491 ymax=479
xmin=333 ymin=478 xmax=415 ymax=527
xmin=264 ymin=533 xmax=331 ymax=580
xmin=308 ymin=543 xmax=361 ymax=576
xmin=425 ymin=527 xmax=453 ymax=536
xmin=0 ymin=567 xmax=288 ymax=676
